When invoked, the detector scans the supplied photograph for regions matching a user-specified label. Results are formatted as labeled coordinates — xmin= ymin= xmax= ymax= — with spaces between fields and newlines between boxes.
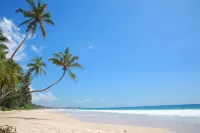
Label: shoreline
xmin=0 ymin=109 xmax=173 ymax=133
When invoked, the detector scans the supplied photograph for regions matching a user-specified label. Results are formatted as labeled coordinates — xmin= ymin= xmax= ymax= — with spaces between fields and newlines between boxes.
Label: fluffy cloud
xmin=32 ymin=92 xmax=58 ymax=102
xmin=88 ymin=46 xmax=93 ymax=50
xmin=0 ymin=17 xmax=30 ymax=61
xmin=30 ymin=86 xmax=58 ymax=102
xmin=31 ymin=45 xmax=44 ymax=54
xmin=76 ymin=98 xmax=92 ymax=104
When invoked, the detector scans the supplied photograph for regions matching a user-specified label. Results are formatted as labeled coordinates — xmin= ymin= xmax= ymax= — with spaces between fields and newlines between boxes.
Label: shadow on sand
xmin=6 ymin=117 xmax=49 ymax=121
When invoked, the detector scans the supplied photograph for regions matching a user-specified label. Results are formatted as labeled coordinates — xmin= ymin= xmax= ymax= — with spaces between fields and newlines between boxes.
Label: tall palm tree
xmin=10 ymin=0 xmax=55 ymax=60
xmin=30 ymin=47 xmax=83 ymax=93
xmin=27 ymin=57 xmax=46 ymax=81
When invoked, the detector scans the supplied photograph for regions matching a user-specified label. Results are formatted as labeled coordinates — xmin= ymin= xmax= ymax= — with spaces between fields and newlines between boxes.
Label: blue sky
xmin=0 ymin=0 xmax=200 ymax=107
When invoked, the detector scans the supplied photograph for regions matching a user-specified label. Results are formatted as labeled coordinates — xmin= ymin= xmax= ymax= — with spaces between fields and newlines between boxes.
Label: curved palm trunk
xmin=10 ymin=33 xmax=29 ymax=60
xmin=30 ymin=70 xmax=66 ymax=93
xmin=30 ymin=71 xmax=36 ymax=82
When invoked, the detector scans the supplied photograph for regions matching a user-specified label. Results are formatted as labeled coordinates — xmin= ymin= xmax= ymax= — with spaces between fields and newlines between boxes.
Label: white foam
xmin=79 ymin=109 xmax=200 ymax=117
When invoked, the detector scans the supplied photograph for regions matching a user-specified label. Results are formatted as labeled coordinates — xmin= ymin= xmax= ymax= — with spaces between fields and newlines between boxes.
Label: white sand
xmin=0 ymin=109 xmax=174 ymax=133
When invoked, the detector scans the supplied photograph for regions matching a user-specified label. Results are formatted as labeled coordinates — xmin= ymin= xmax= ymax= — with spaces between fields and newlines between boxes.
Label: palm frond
xmin=52 ymin=53 xmax=63 ymax=62
xmin=69 ymin=63 xmax=83 ymax=69
xmin=39 ymin=21 xmax=46 ymax=38
xmin=44 ymin=19 xmax=55 ymax=25
xmin=40 ymin=62 xmax=46 ymax=67
xmin=31 ymin=57 xmax=37 ymax=62
xmin=15 ymin=8 xmax=24 ymax=13
xmin=49 ymin=58 xmax=63 ymax=66
xmin=0 ymin=44 xmax=8 ymax=51
xmin=42 ymin=12 xmax=51 ymax=18
xmin=18 ymin=19 xmax=33 ymax=27
xmin=38 ymin=3 xmax=47 ymax=15
xmin=64 ymin=53 xmax=72 ymax=65
xmin=26 ymin=20 xmax=37 ymax=34
xmin=0 ymin=31 xmax=9 ymax=42
xmin=64 ymin=47 xmax=69 ymax=55
xmin=26 ymin=0 xmax=36 ymax=11
xmin=16 ymin=9 xmax=35 ymax=18
xmin=27 ymin=63 xmax=35 ymax=67
xmin=37 ymin=0 xmax=41 ymax=9
xmin=39 ymin=57 xmax=43 ymax=60
xmin=68 ymin=70 xmax=76 ymax=81
xmin=69 ymin=56 xmax=80 ymax=64
xmin=39 ymin=68 xmax=46 ymax=75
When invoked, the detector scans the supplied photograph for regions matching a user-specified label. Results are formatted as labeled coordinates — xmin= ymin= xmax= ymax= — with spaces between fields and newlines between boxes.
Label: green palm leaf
xmin=39 ymin=21 xmax=46 ymax=37
xmin=26 ymin=0 xmax=36 ymax=10
xmin=68 ymin=70 xmax=76 ymax=81
xmin=18 ymin=19 xmax=34 ymax=27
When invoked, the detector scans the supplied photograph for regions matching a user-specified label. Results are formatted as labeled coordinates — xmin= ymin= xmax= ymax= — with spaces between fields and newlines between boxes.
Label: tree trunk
xmin=29 ymin=70 xmax=66 ymax=93
xmin=9 ymin=33 xmax=29 ymax=60
xmin=30 ymin=71 xmax=36 ymax=82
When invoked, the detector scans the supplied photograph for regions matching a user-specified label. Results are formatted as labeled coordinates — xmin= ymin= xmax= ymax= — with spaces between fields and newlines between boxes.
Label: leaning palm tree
xmin=10 ymin=0 xmax=55 ymax=60
xmin=30 ymin=47 xmax=83 ymax=93
xmin=27 ymin=57 xmax=46 ymax=81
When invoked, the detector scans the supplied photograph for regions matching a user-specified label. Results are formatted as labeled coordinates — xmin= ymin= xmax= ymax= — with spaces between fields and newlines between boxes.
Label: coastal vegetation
xmin=0 ymin=0 xmax=83 ymax=110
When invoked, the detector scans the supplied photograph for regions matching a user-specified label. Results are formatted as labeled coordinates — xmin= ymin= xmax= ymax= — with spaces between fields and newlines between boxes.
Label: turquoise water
xmin=80 ymin=104 xmax=200 ymax=110
xmin=57 ymin=104 xmax=200 ymax=133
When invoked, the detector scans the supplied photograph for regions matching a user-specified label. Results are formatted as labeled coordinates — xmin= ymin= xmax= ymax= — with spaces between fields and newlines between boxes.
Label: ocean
xmin=57 ymin=104 xmax=200 ymax=133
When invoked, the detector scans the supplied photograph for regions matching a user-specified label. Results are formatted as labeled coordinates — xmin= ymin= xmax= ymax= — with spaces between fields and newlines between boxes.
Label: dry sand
xmin=0 ymin=109 xmax=174 ymax=133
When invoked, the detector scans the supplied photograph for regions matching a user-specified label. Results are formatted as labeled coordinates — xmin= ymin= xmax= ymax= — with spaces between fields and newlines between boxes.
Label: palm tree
xmin=30 ymin=47 xmax=83 ymax=93
xmin=0 ymin=57 xmax=46 ymax=101
xmin=0 ymin=30 xmax=9 ymax=43
xmin=0 ymin=60 xmax=23 ymax=100
xmin=27 ymin=57 xmax=46 ymax=81
xmin=10 ymin=0 xmax=55 ymax=60
xmin=0 ymin=30 xmax=9 ymax=59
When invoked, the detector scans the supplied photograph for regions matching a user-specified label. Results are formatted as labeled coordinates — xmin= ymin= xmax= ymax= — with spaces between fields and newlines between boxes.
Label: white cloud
xmin=32 ymin=92 xmax=58 ymax=102
xmin=88 ymin=46 xmax=93 ymax=50
xmin=31 ymin=45 xmax=43 ymax=54
xmin=76 ymin=98 xmax=92 ymax=104
xmin=30 ymin=86 xmax=58 ymax=102
xmin=0 ymin=17 xmax=30 ymax=61
xmin=21 ymin=65 xmax=28 ymax=70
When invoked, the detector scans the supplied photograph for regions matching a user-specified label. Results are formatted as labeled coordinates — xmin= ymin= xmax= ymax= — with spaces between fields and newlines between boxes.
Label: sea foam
xmin=79 ymin=109 xmax=200 ymax=117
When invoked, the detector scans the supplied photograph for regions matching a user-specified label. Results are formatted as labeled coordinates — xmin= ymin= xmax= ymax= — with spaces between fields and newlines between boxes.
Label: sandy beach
xmin=0 ymin=109 xmax=174 ymax=133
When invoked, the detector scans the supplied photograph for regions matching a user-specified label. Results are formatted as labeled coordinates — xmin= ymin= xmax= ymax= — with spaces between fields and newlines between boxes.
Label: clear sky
xmin=0 ymin=0 xmax=200 ymax=107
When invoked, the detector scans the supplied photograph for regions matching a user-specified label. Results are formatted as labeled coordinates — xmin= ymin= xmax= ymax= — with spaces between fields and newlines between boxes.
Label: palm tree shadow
xmin=6 ymin=117 xmax=49 ymax=120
